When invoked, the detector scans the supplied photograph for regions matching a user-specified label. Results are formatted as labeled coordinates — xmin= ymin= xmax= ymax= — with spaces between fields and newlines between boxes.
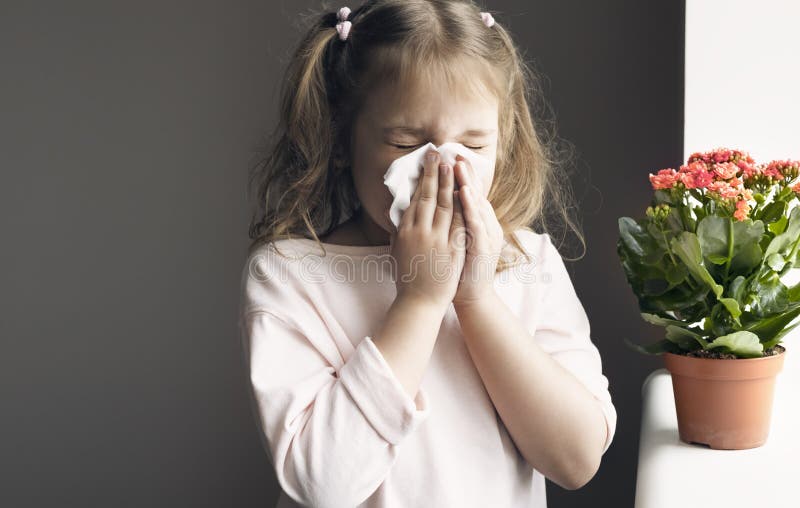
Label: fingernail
xmin=426 ymin=151 xmax=438 ymax=163
xmin=440 ymin=163 xmax=449 ymax=174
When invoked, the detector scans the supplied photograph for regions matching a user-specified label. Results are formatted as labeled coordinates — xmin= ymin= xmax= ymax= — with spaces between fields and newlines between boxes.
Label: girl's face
xmin=350 ymin=79 xmax=499 ymax=234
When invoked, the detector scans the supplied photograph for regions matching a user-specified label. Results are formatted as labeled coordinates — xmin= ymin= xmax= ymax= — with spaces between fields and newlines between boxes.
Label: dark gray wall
xmin=0 ymin=1 xmax=683 ymax=506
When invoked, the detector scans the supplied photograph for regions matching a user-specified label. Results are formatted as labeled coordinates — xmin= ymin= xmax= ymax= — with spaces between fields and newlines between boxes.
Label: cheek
xmin=350 ymin=151 xmax=395 ymax=216
xmin=482 ymin=168 xmax=495 ymax=195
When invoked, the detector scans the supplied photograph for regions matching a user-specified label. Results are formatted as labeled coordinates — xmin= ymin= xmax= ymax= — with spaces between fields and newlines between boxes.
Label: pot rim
xmin=663 ymin=343 xmax=786 ymax=362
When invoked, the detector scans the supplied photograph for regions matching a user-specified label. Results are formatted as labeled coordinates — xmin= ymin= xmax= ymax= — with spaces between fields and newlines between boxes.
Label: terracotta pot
xmin=662 ymin=345 xmax=786 ymax=450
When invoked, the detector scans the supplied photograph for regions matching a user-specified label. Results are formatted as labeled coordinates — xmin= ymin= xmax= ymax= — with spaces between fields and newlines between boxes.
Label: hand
xmin=387 ymin=149 xmax=466 ymax=311
xmin=452 ymin=154 xmax=505 ymax=308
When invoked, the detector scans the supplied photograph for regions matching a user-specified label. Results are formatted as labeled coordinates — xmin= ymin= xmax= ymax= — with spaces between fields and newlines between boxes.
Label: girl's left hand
xmin=452 ymin=154 xmax=505 ymax=307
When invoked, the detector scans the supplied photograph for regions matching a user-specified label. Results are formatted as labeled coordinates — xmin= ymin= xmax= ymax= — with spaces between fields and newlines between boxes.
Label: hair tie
xmin=479 ymin=12 xmax=495 ymax=28
xmin=336 ymin=6 xmax=352 ymax=41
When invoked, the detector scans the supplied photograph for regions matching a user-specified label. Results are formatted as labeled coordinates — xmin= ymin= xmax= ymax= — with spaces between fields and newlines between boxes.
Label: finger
xmin=433 ymin=161 xmax=454 ymax=232
xmin=477 ymin=199 xmax=504 ymax=249
xmin=460 ymin=185 xmax=486 ymax=247
xmin=477 ymin=198 xmax=498 ymax=231
xmin=455 ymin=157 xmax=485 ymax=198
xmin=414 ymin=150 xmax=440 ymax=228
xmin=453 ymin=159 xmax=473 ymax=195
xmin=451 ymin=189 xmax=467 ymax=250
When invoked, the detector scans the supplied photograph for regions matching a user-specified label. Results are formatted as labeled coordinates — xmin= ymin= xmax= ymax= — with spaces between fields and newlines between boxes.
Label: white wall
xmin=685 ymin=0 xmax=800 ymax=163
xmin=686 ymin=0 xmax=800 ymax=333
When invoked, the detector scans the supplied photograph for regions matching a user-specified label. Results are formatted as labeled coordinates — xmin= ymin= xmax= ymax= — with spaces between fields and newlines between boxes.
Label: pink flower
xmin=736 ymin=159 xmax=759 ymax=179
xmin=678 ymin=161 xmax=713 ymax=189
xmin=763 ymin=159 xmax=800 ymax=180
xmin=687 ymin=151 xmax=707 ymax=164
xmin=707 ymin=180 xmax=740 ymax=199
xmin=734 ymin=199 xmax=750 ymax=221
xmin=714 ymin=149 xmax=733 ymax=163
xmin=649 ymin=168 xmax=678 ymax=190
xmin=791 ymin=180 xmax=800 ymax=194
xmin=712 ymin=161 xmax=740 ymax=180
xmin=687 ymin=147 xmax=754 ymax=166
xmin=694 ymin=171 xmax=714 ymax=188
xmin=761 ymin=161 xmax=786 ymax=181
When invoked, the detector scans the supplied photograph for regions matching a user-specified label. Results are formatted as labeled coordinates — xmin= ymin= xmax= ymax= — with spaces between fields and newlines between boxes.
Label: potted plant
xmin=617 ymin=147 xmax=800 ymax=450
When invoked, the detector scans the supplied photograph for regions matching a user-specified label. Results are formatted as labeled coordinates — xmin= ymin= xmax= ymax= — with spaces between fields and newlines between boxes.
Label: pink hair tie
xmin=480 ymin=11 xmax=495 ymax=28
xmin=336 ymin=6 xmax=352 ymax=41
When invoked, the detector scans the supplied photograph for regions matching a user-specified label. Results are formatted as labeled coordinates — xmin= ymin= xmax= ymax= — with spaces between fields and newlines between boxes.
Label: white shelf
xmin=634 ymin=342 xmax=800 ymax=508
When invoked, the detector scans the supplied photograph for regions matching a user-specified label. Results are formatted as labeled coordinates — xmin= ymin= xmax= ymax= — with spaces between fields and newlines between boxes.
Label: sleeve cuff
xmin=597 ymin=397 xmax=617 ymax=454
xmin=338 ymin=336 xmax=431 ymax=446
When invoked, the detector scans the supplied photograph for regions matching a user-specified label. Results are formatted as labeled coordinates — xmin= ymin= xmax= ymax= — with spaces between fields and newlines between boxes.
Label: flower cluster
xmin=648 ymin=148 xmax=800 ymax=222
xmin=620 ymin=146 xmax=800 ymax=358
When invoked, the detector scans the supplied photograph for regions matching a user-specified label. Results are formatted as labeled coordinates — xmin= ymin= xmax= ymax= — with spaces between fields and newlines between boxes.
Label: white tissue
xmin=382 ymin=142 xmax=493 ymax=228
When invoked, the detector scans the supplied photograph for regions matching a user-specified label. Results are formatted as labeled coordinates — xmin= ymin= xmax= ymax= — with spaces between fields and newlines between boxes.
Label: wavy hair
xmin=247 ymin=0 xmax=584 ymax=270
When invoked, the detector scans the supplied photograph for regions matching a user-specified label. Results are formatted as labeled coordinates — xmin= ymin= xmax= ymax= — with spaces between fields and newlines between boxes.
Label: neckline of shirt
xmin=277 ymin=237 xmax=393 ymax=257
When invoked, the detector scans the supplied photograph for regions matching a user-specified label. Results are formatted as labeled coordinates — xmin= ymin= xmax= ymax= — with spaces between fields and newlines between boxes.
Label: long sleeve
xmin=529 ymin=234 xmax=617 ymax=455
xmin=239 ymin=309 xmax=430 ymax=508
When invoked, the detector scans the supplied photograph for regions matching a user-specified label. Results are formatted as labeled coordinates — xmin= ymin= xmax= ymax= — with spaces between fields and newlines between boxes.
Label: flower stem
xmin=724 ymin=217 xmax=734 ymax=283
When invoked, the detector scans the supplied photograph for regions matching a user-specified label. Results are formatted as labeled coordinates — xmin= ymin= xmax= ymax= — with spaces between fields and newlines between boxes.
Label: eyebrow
xmin=383 ymin=126 xmax=497 ymax=137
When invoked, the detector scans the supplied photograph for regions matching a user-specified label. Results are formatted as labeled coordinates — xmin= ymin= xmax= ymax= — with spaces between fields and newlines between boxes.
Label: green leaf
xmin=731 ymin=241 xmax=765 ymax=275
xmin=642 ymin=286 xmax=711 ymax=319
xmin=670 ymin=232 xmax=723 ymax=298
xmin=665 ymin=263 xmax=689 ymax=285
xmin=769 ymin=214 xmax=788 ymax=235
xmin=788 ymin=281 xmax=800 ymax=302
xmin=766 ymin=253 xmax=786 ymax=272
xmin=718 ymin=297 xmax=742 ymax=324
xmin=749 ymin=272 xmax=789 ymax=317
xmin=706 ymin=331 xmax=764 ymax=358
xmin=759 ymin=200 xmax=787 ymax=223
xmin=667 ymin=207 xmax=690 ymax=233
xmin=653 ymin=189 xmax=674 ymax=205
xmin=623 ymin=336 xmax=682 ymax=355
xmin=694 ymin=205 xmax=707 ymax=222
xmin=762 ymin=206 xmax=800 ymax=267
xmin=640 ymin=312 xmax=692 ymax=328
xmin=696 ymin=215 xmax=764 ymax=276
xmin=728 ymin=275 xmax=747 ymax=303
xmin=778 ymin=185 xmax=794 ymax=200
xmin=707 ymin=253 xmax=728 ymax=265
xmin=618 ymin=217 xmax=664 ymax=264
xmin=665 ymin=324 xmax=709 ymax=349
xmin=697 ymin=216 xmax=730 ymax=263
xmin=744 ymin=302 xmax=800 ymax=343
xmin=762 ymin=321 xmax=798 ymax=349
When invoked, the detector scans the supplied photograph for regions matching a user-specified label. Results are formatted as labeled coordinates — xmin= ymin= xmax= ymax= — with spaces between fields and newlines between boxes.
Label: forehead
xmin=362 ymin=78 xmax=499 ymax=130
xmin=358 ymin=54 xmax=501 ymax=127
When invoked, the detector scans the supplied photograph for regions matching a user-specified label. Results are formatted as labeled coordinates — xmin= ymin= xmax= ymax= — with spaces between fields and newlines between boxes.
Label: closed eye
xmin=392 ymin=143 xmax=487 ymax=150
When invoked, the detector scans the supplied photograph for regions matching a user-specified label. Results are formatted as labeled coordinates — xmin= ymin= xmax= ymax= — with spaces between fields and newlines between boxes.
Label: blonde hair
xmin=247 ymin=0 xmax=585 ymax=270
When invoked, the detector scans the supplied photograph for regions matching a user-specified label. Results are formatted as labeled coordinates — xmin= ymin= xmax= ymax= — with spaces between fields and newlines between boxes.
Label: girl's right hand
xmin=387 ymin=149 xmax=466 ymax=310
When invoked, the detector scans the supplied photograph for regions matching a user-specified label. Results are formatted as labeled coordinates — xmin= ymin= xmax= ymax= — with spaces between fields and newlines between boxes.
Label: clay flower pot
xmin=663 ymin=345 xmax=786 ymax=449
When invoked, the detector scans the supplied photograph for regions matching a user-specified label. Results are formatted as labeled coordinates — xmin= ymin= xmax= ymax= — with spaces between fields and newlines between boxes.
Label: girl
xmin=239 ymin=1 xmax=616 ymax=507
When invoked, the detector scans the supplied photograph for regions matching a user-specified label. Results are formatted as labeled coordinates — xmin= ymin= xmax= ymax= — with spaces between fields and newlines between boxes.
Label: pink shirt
xmin=238 ymin=228 xmax=616 ymax=508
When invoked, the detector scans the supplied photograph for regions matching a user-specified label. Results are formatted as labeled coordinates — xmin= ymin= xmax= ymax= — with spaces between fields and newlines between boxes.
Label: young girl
xmin=239 ymin=1 xmax=616 ymax=507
